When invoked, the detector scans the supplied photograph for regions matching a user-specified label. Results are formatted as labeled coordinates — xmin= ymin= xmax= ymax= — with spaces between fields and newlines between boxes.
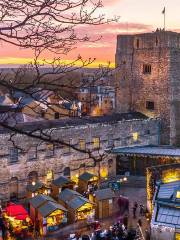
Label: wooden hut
xmin=58 ymin=188 xmax=81 ymax=208
xmin=26 ymin=181 xmax=51 ymax=198
xmin=94 ymin=188 xmax=115 ymax=219
xmin=78 ymin=172 xmax=98 ymax=194
xmin=51 ymin=176 xmax=75 ymax=199
xmin=58 ymin=189 xmax=95 ymax=223
xmin=37 ymin=201 xmax=67 ymax=235
xmin=29 ymin=194 xmax=56 ymax=222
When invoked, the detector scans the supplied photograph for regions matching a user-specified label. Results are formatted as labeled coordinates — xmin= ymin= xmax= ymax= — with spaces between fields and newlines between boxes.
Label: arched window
xmin=54 ymin=112 xmax=60 ymax=119
xmin=108 ymin=159 xmax=113 ymax=168
xmin=63 ymin=167 xmax=70 ymax=177
xmin=136 ymin=39 xmax=140 ymax=48
xmin=10 ymin=177 xmax=18 ymax=199
xmin=28 ymin=171 xmax=38 ymax=184
xmin=155 ymin=37 xmax=158 ymax=46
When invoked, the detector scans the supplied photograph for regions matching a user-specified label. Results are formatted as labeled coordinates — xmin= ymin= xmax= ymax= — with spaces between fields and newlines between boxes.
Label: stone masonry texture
xmin=115 ymin=31 xmax=180 ymax=145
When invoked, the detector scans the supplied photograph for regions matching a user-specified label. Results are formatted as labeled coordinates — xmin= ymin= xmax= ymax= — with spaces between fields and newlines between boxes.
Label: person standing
xmin=133 ymin=202 xmax=138 ymax=219
xmin=123 ymin=214 xmax=128 ymax=230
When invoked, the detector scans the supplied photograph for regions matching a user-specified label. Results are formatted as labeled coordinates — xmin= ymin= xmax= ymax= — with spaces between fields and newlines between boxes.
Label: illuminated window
xmin=47 ymin=170 xmax=53 ymax=181
xmin=28 ymin=146 xmax=37 ymax=161
xmin=143 ymin=64 xmax=152 ymax=74
xmin=46 ymin=144 xmax=54 ymax=157
xmin=176 ymin=191 xmax=180 ymax=199
xmin=79 ymin=139 xmax=86 ymax=150
xmin=93 ymin=137 xmax=100 ymax=149
xmin=132 ymin=132 xmax=139 ymax=142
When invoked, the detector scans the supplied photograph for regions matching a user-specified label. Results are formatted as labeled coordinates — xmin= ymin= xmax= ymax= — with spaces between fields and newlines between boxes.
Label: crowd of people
xmin=68 ymin=221 xmax=142 ymax=240
xmin=67 ymin=199 xmax=151 ymax=240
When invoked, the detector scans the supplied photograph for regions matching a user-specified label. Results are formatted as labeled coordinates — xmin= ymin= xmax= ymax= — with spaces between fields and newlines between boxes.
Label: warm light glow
xmin=100 ymin=168 xmax=108 ymax=178
xmin=47 ymin=170 xmax=53 ymax=181
xmin=32 ymin=181 xmax=36 ymax=186
xmin=0 ymin=57 xmax=115 ymax=68
xmin=91 ymin=106 xmax=102 ymax=117
xmin=123 ymin=177 xmax=127 ymax=181
xmin=162 ymin=169 xmax=180 ymax=183
xmin=71 ymin=174 xmax=79 ymax=184
xmin=132 ymin=132 xmax=139 ymax=141
xmin=176 ymin=191 xmax=180 ymax=199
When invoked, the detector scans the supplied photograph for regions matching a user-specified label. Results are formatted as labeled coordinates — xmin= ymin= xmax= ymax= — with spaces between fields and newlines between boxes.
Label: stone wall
xmin=0 ymin=117 xmax=159 ymax=200
xmin=115 ymin=31 xmax=180 ymax=145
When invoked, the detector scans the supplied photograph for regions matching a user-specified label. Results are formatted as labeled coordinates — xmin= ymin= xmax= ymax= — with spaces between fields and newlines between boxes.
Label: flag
xmin=162 ymin=7 xmax=165 ymax=14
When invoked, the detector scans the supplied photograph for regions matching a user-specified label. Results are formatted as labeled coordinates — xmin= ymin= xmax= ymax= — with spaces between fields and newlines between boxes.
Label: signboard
xmin=108 ymin=181 xmax=120 ymax=191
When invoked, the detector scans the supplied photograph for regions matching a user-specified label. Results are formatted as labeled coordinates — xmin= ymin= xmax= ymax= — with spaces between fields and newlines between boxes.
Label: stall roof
xmin=95 ymin=188 xmax=115 ymax=201
xmin=79 ymin=172 xmax=97 ymax=182
xmin=155 ymin=204 xmax=180 ymax=227
xmin=112 ymin=145 xmax=180 ymax=157
xmin=156 ymin=181 xmax=180 ymax=201
xmin=38 ymin=201 xmax=67 ymax=218
xmin=58 ymin=189 xmax=81 ymax=203
xmin=29 ymin=194 xmax=55 ymax=209
xmin=68 ymin=196 xmax=93 ymax=210
xmin=27 ymin=181 xmax=44 ymax=193
xmin=52 ymin=176 xmax=73 ymax=187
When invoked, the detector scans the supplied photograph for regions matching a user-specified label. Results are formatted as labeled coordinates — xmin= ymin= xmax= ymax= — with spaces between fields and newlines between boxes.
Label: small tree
xmin=0 ymin=0 xmax=119 ymax=177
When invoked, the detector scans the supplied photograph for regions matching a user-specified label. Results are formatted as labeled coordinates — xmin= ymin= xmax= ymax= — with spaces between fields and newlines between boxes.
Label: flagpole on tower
xmin=162 ymin=7 xmax=166 ymax=31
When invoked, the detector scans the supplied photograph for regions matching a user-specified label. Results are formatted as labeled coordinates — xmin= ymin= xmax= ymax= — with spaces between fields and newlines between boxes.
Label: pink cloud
xmin=0 ymin=21 xmax=153 ymax=63
xmin=101 ymin=0 xmax=120 ymax=6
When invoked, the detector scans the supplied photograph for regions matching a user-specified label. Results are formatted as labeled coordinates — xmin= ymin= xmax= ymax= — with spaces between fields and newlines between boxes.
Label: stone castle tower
xmin=115 ymin=30 xmax=180 ymax=145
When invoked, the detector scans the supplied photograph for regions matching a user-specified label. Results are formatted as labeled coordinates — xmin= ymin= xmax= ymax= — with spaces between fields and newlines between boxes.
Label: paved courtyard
xmin=42 ymin=185 xmax=149 ymax=239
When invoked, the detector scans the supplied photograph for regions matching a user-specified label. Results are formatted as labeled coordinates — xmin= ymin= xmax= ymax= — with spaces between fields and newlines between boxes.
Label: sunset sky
xmin=1 ymin=0 xmax=180 ymax=67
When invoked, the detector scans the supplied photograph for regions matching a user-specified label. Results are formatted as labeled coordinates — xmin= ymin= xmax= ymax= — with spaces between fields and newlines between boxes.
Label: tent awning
xmin=5 ymin=203 xmax=29 ymax=220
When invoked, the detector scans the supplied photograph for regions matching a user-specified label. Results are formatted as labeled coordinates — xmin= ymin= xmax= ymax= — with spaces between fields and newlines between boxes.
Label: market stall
xmin=4 ymin=203 xmax=33 ymax=239
xmin=64 ymin=195 xmax=95 ymax=223
xmin=94 ymin=188 xmax=115 ymax=219
xmin=37 ymin=201 xmax=67 ymax=235
xmin=58 ymin=188 xmax=95 ymax=223
xmin=29 ymin=194 xmax=56 ymax=222
xmin=78 ymin=172 xmax=98 ymax=195
xmin=51 ymin=176 xmax=75 ymax=199
xmin=27 ymin=181 xmax=51 ymax=198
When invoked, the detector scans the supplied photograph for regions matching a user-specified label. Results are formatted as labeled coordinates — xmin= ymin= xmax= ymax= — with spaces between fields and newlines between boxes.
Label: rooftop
xmin=58 ymin=189 xmax=81 ymax=203
xmin=95 ymin=188 xmax=115 ymax=201
xmin=52 ymin=176 xmax=74 ymax=187
xmin=79 ymin=172 xmax=97 ymax=182
xmin=155 ymin=204 xmax=180 ymax=227
xmin=29 ymin=194 xmax=55 ymax=209
xmin=0 ymin=112 xmax=149 ymax=133
xmin=38 ymin=201 xmax=67 ymax=218
xmin=156 ymin=181 xmax=180 ymax=202
xmin=112 ymin=145 xmax=180 ymax=157
xmin=68 ymin=196 xmax=94 ymax=210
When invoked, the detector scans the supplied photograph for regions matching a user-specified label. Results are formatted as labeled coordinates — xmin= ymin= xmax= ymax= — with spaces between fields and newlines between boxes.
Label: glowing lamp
xmin=32 ymin=181 xmax=36 ymax=186
xmin=100 ymin=168 xmax=108 ymax=178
